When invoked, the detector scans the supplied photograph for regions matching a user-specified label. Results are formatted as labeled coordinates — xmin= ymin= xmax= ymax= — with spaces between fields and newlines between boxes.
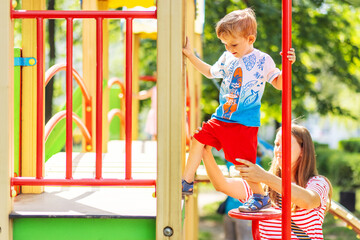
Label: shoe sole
xmin=182 ymin=191 xmax=193 ymax=196
xmin=238 ymin=203 xmax=271 ymax=213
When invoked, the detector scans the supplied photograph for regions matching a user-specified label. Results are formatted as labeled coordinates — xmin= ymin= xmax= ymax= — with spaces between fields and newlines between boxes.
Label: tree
xmin=201 ymin=0 xmax=360 ymax=124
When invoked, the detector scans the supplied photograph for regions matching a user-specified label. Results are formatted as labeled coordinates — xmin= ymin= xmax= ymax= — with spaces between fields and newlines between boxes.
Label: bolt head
xmin=163 ymin=227 xmax=173 ymax=237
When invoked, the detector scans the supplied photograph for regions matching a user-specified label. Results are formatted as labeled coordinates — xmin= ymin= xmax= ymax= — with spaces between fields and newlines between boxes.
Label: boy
xmin=182 ymin=8 xmax=295 ymax=212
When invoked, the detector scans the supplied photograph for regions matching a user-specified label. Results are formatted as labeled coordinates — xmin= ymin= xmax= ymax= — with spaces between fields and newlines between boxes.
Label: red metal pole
xmin=66 ymin=18 xmax=73 ymax=179
xmin=96 ymin=18 xmax=103 ymax=179
xmin=125 ymin=18 xmax=133 ymax=180
xmin=251 ymin=220 xmax=260 ymax=240
xmin=282 ymin=0 xmax=292 ymax=239
xmin=36 ymin=18 xmax=44 ymax=179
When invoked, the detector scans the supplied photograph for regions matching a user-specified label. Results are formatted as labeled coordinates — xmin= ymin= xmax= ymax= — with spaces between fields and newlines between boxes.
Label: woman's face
xmin=274 ymin=132 xmax=302 ymax=169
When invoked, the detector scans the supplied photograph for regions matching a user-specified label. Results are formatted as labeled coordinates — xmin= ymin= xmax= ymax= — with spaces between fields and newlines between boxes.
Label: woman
xmin=201 ymin=124 xmax=332 ymax=239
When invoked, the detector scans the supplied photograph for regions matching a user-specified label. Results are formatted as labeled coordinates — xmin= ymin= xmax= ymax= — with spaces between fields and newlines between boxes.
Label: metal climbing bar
xmin=66 ymin=17 xmax=73 ymax=180
xmin=36 ymin=17 xmax=44 ymax=180
xmin=125 ymin=18 xmax=133 ymax=180
xmin=281 ymin=0 xmax=292 ymax=239
xmin=96 ymin=17 xmax=103 ymax=180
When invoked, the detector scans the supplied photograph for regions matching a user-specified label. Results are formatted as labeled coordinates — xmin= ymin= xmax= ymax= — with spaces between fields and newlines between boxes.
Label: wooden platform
xmin=11 ymin=187 xmax=156 ymax=219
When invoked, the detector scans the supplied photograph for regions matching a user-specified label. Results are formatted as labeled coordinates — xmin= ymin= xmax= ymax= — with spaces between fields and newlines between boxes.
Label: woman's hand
xmin=235 ymin=159 xmax=268 ymax=183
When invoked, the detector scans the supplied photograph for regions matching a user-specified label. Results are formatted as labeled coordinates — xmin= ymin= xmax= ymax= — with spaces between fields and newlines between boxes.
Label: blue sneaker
xmin=182 ymin=179 xmax=194 ymax=195
xmin=238 ymin=194 xmax=271 ymax=212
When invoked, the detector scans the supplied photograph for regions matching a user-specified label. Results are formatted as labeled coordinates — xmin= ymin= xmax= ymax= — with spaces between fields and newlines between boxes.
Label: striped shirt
xmin=241 ymin=176 xmax=330 ymax=239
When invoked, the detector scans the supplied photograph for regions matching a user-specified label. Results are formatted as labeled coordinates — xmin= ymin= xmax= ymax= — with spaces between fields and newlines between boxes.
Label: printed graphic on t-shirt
xmin=210 ymin=49 xmax=280 ymax=126
xmin=223 ymin=67 xmax=242 ymax=119
xmin=243 ymin=89 xmax=259 ymax=107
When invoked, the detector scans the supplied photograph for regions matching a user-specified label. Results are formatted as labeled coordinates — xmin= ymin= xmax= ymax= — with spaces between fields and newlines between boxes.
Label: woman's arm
xmin=236 ymin=159 xmax=321 ymax=210
xmin=202 ymin=146 xmax=248 ymax=201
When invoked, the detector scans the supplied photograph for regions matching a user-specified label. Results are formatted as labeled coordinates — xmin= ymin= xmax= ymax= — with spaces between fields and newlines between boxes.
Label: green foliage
xmin=339 ymin=138 xmax=360 ymax=153
xmin=260 ymin=156 xmax=272 ymax=171
xmin=198 ymin=231 xmax=213 ymax=240
xmin=200 ymin=200 xmax=224 ymax=222
xmin=201 ymin=0 xmax=360 ymax=123
xmin=316 ymin=145 xmax=360 ymax=191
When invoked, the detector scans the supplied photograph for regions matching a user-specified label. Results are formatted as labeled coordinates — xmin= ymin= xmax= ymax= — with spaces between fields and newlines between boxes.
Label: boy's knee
xmin=191 ymin=138 xmax=205 ymax=148
xmin=204 ymin=145 xmax=212 ymax=152
xmin=203 ymin=145 xmax=213 ymax=156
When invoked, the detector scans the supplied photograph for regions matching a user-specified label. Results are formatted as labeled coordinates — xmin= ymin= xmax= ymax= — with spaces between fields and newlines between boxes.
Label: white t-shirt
xmin=210 ymin=49 xmax=280 ymax=127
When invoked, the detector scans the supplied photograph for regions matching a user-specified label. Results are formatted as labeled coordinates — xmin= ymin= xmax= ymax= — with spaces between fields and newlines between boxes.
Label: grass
xmin=323 ymin=214 xmax=359 ymax=239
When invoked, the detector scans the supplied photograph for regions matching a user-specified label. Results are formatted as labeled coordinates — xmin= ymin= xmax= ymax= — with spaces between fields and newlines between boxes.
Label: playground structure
xmin=2 ymin=0 xmax=203 ymax=239
xmin=1 ymin=0 xmax=360 ymax=240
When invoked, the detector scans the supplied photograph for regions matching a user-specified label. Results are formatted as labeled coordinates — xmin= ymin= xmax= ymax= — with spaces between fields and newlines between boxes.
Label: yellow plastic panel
xmin=109 ymin=0 xmax=155 ymax=9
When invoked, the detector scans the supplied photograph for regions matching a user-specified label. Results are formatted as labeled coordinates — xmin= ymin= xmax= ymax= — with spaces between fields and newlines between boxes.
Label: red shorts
xmin=193 ymin=118 xmax=258 ymax=165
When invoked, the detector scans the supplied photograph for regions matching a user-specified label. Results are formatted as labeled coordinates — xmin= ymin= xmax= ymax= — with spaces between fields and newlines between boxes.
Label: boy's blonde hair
xmin=216 ymin=8 xmax=257 ymax=39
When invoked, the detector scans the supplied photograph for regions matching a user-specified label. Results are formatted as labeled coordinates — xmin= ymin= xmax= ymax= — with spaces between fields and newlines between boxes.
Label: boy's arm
xmin=270 ymin=48 xmax=296 ymax=91
xmin=271 ymin=75 xmax=283 ymax=90
xmin=183 ymin=37 xmax=213 ymax=79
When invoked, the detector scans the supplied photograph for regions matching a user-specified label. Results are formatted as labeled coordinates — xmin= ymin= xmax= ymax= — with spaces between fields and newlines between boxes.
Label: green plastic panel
xmin=13 ymin=218 xmax=155 ymax=240
xmin=109 ymin=87 xmax=122 ymax=140
xmin=14 ymin=48 xmax=21 ymax=177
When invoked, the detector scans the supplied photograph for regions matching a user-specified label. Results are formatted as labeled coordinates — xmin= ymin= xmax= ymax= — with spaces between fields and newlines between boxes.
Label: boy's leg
xmin=247 ymin=181 xmax=264 ymax=195
xmin=238 ymin=180 xmax=270 ymax=212
xmin=182 ymin=138 xmax=205 ymax=183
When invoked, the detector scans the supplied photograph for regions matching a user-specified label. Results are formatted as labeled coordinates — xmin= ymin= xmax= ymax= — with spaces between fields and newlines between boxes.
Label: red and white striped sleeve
xmin=239 ymin=179 xmax=253 ymax=203
xmin=306 ymin=176 xmax=330 ymax=210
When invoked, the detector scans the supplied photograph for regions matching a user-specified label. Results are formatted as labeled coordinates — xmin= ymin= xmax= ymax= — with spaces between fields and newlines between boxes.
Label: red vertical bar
xmin=96 ymin=18 xmax=103 ymax=179
xmin=36 ymin=18 xmax=44 ymax=179
xmin=66 ymin=18 xmax=73 ymax=179
xmin=125 ymin=18 xmax=133 ymax=180
xmin=282 ymin=0 xmax=292 ymax=239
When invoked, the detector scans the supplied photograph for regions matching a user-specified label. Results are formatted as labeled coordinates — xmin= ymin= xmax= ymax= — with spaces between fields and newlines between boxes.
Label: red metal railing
xmin=11 ymin=9 xmax=157 ymax=187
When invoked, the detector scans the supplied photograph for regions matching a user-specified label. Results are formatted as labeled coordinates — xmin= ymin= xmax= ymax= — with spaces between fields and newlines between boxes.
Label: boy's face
xmin=219 ymin=34 xmax=255 ymax=58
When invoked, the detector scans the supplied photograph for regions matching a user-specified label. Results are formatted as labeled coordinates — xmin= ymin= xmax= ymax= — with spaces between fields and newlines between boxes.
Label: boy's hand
xmin=280 ymin=48 xmax=296 ymax=64
xmin=182 ymin=36 xmax=193 ymax=58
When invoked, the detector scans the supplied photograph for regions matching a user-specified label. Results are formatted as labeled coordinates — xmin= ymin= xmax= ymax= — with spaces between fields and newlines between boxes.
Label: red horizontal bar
xmin=12 ymin=10 xmax=157 ymax=19
xmin=11 ymin=177 xmax=156 ymax=186
xmin=139 ymin=75 xmax=157 ymax=82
